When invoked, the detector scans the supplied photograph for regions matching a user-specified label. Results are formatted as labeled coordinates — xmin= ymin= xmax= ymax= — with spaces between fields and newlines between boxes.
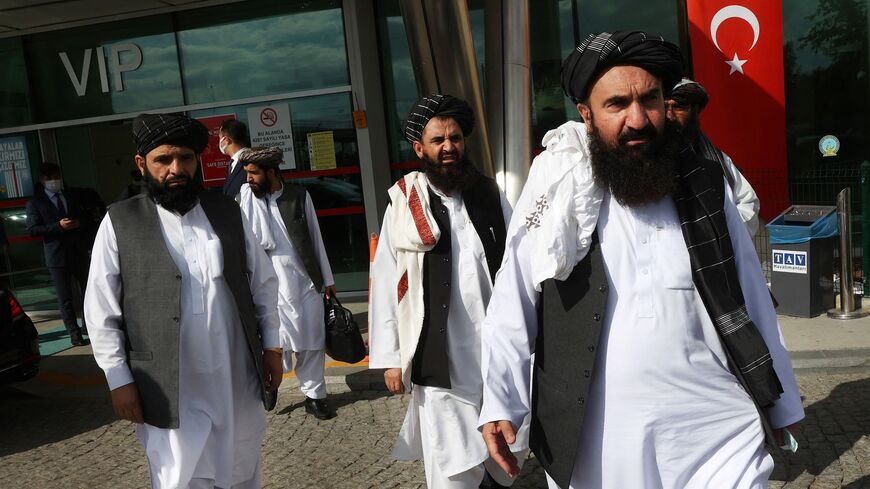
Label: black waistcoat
xmin=530 ymin=236 xmax=608 ymax=488
xmin=410 ymin=175 xmax=506 ymax=388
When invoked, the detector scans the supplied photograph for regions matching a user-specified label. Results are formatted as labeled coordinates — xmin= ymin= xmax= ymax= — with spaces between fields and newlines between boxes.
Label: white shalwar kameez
xmin=241 ymin=184 xmax=334 ymax=399
xmin=369 ymin=184 xmax=519 ymax=488
xmin=479 ymin=187 xmax=804 ymax=489
xmin=86 ymin=203 xmax=280 ymax=489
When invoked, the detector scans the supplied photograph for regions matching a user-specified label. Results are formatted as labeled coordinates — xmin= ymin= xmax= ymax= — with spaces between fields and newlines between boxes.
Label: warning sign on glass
xmin=197 ymin=114 xmax=237 ymax=183
xmin=247 ymin=103 xmax=296 ymax=170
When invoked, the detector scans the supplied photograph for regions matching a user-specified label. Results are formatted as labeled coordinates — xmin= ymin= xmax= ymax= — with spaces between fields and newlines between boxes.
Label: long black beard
xmin=588 ymin=120 xmax=682 ymax=208
xmin=144 ymin=168 xmax=202 ymax=215
xmin=422 ymin=154 xmax=479 ymax=194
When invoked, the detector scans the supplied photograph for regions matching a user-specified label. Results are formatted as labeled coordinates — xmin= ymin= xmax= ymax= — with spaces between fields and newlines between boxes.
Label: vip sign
xmin=58 ymin=43 xmax=143 ymax=96
xmin=772 ymin=250 xmax=808 ymax=274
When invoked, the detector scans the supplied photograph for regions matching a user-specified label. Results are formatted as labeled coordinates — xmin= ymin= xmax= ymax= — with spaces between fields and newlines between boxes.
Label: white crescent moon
xmin=710 ymin=5 xmax=760 ymax=54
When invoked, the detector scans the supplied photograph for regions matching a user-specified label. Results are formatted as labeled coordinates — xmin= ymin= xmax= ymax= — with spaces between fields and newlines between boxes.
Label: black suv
xmin=0 ymin=289 xmax=40 ymax=384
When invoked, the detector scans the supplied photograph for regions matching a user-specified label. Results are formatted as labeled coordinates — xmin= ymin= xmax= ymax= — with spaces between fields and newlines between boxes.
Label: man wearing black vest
xmin=238 ymin=147 xmax=338 ymax=420
xmin=85 ymin=113 xmax=283 ymax=489
xmin=478 ymin=32 xmax=804 ymax=489
xmin=219 ymin=119 xmax=252 ymax=198
xmin=369 ymin=95 xmax=519 ymax=488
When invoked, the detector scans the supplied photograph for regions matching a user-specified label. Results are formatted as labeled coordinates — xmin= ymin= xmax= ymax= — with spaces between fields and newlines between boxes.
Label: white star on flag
xmin=725 ymin=53 xmax=748 ymax=75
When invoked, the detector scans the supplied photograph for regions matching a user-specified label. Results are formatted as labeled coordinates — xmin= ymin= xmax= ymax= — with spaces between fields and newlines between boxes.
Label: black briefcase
xmin=323 ymin=296 xmax=367 ymax=364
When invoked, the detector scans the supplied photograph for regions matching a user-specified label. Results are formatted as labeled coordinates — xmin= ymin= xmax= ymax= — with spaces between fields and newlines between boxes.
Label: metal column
xmin=501 ymin=0 xmax=531 ymax=204
xmin=398 ymin=0 xmax=495 ymax=178
xmin=342 ymin=0 xmax=393 ymax=233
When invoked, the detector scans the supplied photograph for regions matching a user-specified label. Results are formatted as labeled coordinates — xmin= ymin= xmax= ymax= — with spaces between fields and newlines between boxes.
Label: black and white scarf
xmin=673 ymin=147 xmax=783 ymax=408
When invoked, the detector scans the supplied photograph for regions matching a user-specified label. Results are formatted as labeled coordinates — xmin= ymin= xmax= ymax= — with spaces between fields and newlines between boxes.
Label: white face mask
xmin=44 ymin=179 xmax=63 ymax=192
xmin=218 ymin=136 xmax=229 ymax=156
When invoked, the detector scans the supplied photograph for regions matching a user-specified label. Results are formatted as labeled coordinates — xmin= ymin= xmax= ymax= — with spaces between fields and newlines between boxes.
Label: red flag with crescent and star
xmin=687 ymin=1 xmax=788 ymax=221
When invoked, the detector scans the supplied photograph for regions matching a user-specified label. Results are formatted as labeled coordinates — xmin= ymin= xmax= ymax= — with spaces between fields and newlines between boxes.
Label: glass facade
xmin=0 ymin=37 xmax=32 ymax=128
xmin=176 ymin=0 xmax=349 ymax=104
xmin=0 ymin=0 xmax=867 ymax=300
xmin=783 ymin=0 xmax=869 ymax=175
xmin=24 ymin=16 xmax=184 ymax=123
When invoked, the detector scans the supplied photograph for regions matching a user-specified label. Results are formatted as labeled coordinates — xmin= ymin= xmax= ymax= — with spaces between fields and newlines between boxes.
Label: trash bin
xmin=767 ymin=205 xmax=838 ymax=317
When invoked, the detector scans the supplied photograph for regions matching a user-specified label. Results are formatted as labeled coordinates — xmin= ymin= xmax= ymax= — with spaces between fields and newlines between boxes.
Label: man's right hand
xmin=59 ymin=218 xmax=80 ymax=231
xmin=384 ymin=368 xmax=404 ymax=394
xmin=482 ymin=420 xmax=520 ymax=477
xmin=111 ymin=383 xmax=144 ymax=424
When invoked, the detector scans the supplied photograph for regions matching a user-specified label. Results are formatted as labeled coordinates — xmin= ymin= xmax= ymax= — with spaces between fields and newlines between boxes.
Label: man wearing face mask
xmin=26 ymin=162 xmax=104 ymax=347
xmin=219 ymin=119 xmax=252 ymax=199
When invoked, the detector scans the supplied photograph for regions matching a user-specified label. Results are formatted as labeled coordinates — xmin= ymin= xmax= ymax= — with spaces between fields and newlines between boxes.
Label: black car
xmin=0 ymin=289 xmax=40 ymax=384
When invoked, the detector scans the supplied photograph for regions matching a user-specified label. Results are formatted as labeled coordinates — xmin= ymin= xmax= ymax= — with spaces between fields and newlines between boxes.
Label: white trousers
xmin=284 ymin=349 xmax=327 ymax=399
xmin=162 ymin=457 xmax=260 ymax=489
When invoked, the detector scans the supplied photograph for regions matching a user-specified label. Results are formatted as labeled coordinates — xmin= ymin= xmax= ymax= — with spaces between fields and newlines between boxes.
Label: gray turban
xmin=401 ymin=94 xmax=474 ymax=144
xmin=561 ymin=31 xmax=684 ymax=103
xmin=240 ymin=147 xmax=283 ymax=169
xmin=132 ymin=113 xmax=209 ymax=157
xmin=669 ymin=78 xmax=709 ymax=111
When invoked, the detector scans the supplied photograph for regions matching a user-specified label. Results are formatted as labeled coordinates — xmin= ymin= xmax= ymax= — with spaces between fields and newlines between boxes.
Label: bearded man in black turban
xmin=85 ymin=112 xmax=283 ymax=489
xmin=480 ymin=31 xmax=803 ymax=489
xmin=131 ymin=113 xmax=209 ymax=214
xmin=369 ymin=94 xmax=517 ymax=488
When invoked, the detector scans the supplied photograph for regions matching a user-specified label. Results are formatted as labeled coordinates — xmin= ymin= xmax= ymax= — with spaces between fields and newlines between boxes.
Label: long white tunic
xmin=85 ymin=202 xmax=280 ymax=489
xmin=479 ymin=186 xmax=804 ymax=489
xmin=722 ymin=151 xmax=761 ymax=236
xmin=243 ymin=184 xmax=334 ymax=355
xmin=369 ymin=184 xmax=513 ymax=478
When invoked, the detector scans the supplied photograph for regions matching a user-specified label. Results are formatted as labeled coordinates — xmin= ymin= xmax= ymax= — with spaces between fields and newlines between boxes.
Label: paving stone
xmin=1 ymin=372 xmax=870 ymax=487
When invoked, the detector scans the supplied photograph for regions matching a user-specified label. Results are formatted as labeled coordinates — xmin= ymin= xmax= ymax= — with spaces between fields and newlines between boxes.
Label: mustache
xmin=165 ymin=174 xmax=191 ymax=184
xmin=618 ymin=125 xmax=659 ymax=146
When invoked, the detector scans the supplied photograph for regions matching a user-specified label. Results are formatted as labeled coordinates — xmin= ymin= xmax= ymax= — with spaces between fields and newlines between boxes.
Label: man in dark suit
xmin=26 ymin=162 xmax=104 ymax=346
xmin=219 ymin=119 xmax=251 ymax=198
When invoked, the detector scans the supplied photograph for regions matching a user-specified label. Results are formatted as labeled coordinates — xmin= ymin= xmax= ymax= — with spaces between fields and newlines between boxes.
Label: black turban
xmin=240 ymin=147 xmax=283 ymax=169
xmin=132 ymin=113 xmax=209 ymax=157
xmin=561 ymin=31 xmax=684 ymax=103
xmin=402 ymin=94 xmax=474 ymax=144
xmin=669 ymin=78 xmax=709 ymax=111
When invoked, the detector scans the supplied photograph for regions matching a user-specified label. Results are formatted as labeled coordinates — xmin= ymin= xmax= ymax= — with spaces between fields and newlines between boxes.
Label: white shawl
xmin=239 ymin=183 xmax=277 ymax=251
xmin=506 ymin=120 xmax=603 ymax=290
xmin=386 ymin=171 xmax=441 ymax=387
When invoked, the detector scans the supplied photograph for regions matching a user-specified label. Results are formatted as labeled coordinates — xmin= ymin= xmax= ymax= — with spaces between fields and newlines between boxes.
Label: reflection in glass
xmin=24 ymin=15 xmax=183 ymax=123
xmin=177 ymin=0 xmax=349 ymax=104
xmin=0 ymin=38 xmax=32 ymax=128
xmin=783 ymin=0 xmax=869 ymax=176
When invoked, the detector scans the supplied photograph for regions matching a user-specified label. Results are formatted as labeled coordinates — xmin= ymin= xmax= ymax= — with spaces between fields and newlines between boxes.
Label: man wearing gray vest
xmin=478 ymin=32 xmax=803 ymax=489
xmin=85 ymin=113 xmax=283 ymax=489
xmin=238 ymin=147 xmax=337 ymax=420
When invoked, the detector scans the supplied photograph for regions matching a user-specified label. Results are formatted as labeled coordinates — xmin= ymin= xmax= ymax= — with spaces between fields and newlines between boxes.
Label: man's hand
xmin=263 ymin=349 xmax=283 ymax=391
xmin=482 ymin=420 xmax=520 ymax=477
xmin=111 ymin=383 xmax=144 ymax=424
xmin=324 ymin=285 xmax=337 ymax=300
xmin=384 ymin=368 xmax=404 ymax=394
xmin=59 ymin=218 xmax=80 ymax=230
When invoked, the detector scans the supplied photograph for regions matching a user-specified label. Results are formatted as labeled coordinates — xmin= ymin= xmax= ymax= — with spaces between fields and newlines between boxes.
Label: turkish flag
xmin=687 ymin=1 xmax=788 ymax=221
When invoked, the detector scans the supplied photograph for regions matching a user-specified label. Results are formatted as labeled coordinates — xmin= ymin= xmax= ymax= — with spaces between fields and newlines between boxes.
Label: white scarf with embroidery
xmin=386 ymin=171 xmax=441 ymax=386
xmin=507 ymin=120 xmax=603 ymax=290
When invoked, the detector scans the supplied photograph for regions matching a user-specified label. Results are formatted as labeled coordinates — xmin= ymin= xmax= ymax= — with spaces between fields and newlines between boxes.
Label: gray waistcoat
xmin=531 ymin=236 xmax=608 ymax=489
xmin=108 ymin=192 xmax=266 ymax=429
xmin=275 ymin=183 xmax=324 ymax=292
